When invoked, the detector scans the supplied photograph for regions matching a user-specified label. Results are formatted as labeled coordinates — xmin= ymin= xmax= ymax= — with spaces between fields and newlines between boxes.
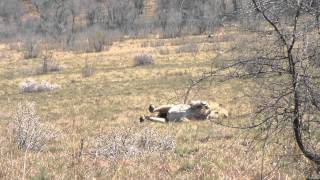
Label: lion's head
xmin=208 ymin=103 xmax=229 ymax=119
xmin=188 ymin=101 xmax=212 ymax=120
xmin=189 ymin=101 xmax=229 ymax=120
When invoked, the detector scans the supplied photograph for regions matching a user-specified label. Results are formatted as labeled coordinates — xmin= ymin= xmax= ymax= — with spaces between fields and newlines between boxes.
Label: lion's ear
xmin=200 ymin=101 xmax=208 ymax=106
xmin=190 ymin=100 xmax=201 ymax=107
xmin=189 ymin=101 xmax=202 ymax=108
xmin=189 ymin=101 xmax=196 ymax=106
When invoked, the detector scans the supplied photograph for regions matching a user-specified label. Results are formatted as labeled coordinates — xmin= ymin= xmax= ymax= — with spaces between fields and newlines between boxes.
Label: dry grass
xmin=89 ymin=127 xmax=175 ymax=159
xmin=175 ymin=44 xmax=199 ymax=54
xmin=0 ymin=27 xmax=306 ymax=179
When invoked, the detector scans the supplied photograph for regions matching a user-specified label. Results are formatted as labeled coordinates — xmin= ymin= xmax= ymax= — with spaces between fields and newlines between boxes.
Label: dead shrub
xmin=150 ymin=40 xmax=165 ymax=47
xmin=87 ymin=26 xmax=116 ymax=52
xmin=12 ymin=101 xmax=56 ymax=152
xmin=23 ymin=37 xmax=40 ymax=59
xmin=88 ymin=31 xmax=107 ymax=52
xmin=82 ymin=60 xmax=94 ymax=78
xmin=158 ymin=47 xmax=170 ymax=55
xmin=90 ymin=127 xmax=175 ymax=159
xmin=19 ymin=79 xmax=60 ymax=93
xmin=39 ymin=52 xmax=63 ymax=74
xmin=141 ymin=41 xmax=149 ymax=47
xmin=134 ymin=54 xmax=155 ymax=66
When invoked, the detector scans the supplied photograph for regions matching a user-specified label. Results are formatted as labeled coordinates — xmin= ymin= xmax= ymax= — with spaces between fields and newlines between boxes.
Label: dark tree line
xmin=0 ymin=0 xmax=248 ymax=52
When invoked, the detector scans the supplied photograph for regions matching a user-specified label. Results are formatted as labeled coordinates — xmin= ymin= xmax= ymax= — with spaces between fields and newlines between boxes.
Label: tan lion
xmin=140 ymin=100 xmax=228 ymax=123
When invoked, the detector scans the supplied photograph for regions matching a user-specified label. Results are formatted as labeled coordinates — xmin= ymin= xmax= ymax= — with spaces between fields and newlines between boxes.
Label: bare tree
xmin=187 ymin=0 xmax=320 ymax=177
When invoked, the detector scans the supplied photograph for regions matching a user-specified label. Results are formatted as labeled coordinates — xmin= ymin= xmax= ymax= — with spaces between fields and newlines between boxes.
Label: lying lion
xmin=140 ymin=100 xmax=228 ymax=123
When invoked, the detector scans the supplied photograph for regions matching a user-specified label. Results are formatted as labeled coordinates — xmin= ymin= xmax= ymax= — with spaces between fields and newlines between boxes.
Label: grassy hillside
xmin=0 ymin=27 xmax=304 ymax=179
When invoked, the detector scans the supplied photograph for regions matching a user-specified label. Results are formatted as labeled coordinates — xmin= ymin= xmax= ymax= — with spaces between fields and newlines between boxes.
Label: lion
xmin=139 ymin=100 xmax=228 ymax=123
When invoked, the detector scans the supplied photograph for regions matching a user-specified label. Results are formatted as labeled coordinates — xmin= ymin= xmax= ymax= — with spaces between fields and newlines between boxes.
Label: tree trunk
xmin=232 ymin=0 xmax=238 ymax=13
xmin=288 ymin=51 xmax=320 ymax=176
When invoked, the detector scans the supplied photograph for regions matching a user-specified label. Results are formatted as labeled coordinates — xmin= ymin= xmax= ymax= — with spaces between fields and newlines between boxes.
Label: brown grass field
xmin=0 ymin=27 xmax=306 ymax=179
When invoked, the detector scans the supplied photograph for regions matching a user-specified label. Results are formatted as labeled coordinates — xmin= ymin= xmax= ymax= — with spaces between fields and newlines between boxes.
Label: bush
xmin=87 ymin=26 xmax=116 ymax=52
xmin=158 ymin=47 xmax=170 ymax=55
xmin=175 ymin=44 xmax=198 ymax=54
xmin=134 ymin=54 xmax=155 ymax=66
xmin=12 ymin=101 xmax=55 ymax=152
xmin=82 ymin=60 xmax=94 ymax=78
xmin=39 ymin=52 xmax=63 ymax=74
xmin=90 ymin=127 xmax=175 ymax=159
xmin=150 ymin=40 xmax=165 ymax=47
xmin=23 ymin=37 xmax=40 ymax=59
xmin=19 ymin=79 xmax=60 ymax=93
xmin=140 ymin=41 xmax=149 ymax=47
xmin=88 ymin=31 xmax=106 ymax=52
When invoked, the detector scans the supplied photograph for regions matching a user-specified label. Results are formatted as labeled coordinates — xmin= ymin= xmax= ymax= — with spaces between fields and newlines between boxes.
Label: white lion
xmin=140 ymin=100 xmax=228 ymax=123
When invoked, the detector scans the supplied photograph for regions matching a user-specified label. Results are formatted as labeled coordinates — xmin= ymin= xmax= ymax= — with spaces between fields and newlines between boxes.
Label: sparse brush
xmin=12 ymin=101 xmax=56 ymax=152
xmin=134 ymin=54 xmax=155 ymax=66
xmin=82 ymin=60 xmax=94 ymax=78
xmin=19 ymin=79 xmax=60 ymax=93
xmin=141 ymin=41 xmax=149 ymax=47
xmin=39 ymin=52 xmax=63 ymax=74
xmin=90 ymin=127 xmax=175 ymax=159
xmin=175 ymin=44 xmax=198 ymax=54
xmin=158 ymin=47 xmax=170 ymax=55
xmin=88 ymin=32 xmax=106 ymax=52
xmin=23 ymin=37 xmax=40 ymax=59
xmin=87 ymin=27 xmax=115 ymax=52
xmin=150 ymin=41 xmax=165 ymax=47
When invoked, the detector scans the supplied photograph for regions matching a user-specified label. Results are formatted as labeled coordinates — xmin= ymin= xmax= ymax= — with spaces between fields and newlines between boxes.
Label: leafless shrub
xmin=175 ymin=44 xmax=198 ymax=54
xmin=46 ymin=62 xmax=62 ymax=72
xmin=19 ymin=79 xmax=60 ymax=93
xmin=39 ymin=52 xmax=63 ymax=74
xmin=9 ymin=41 xmax=23 ymax=52
xmin=170 ymin=39 xmax=185 ymax=46
xmin=134 ymin=54 xmax=155 ymax=66
xmin=69 ymin=32 xmax=90 ymax=52
xmin=87 ymin=26 xmax=115 ymax=52
xmin=88 ymin=32 xmax=106 ymax=52
xmin=158 ymin=47 xmax=170 ymax=55
xmin=82 ymin=60 xmax=94 ymax=78
xmin=23 ymin=37 xmax=40 ymax=59
xmin=12 ymin=101 xmax=55 ymax=152
xmin=141 ymin=41 xmax=149 ymax=47
xmin=90 ymin=127 xmax=175 ymax=159
xmin=162 ymin=16 xmax=183 ymax=38
xmin=150 ymin=40 xmax=165 ymax=47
